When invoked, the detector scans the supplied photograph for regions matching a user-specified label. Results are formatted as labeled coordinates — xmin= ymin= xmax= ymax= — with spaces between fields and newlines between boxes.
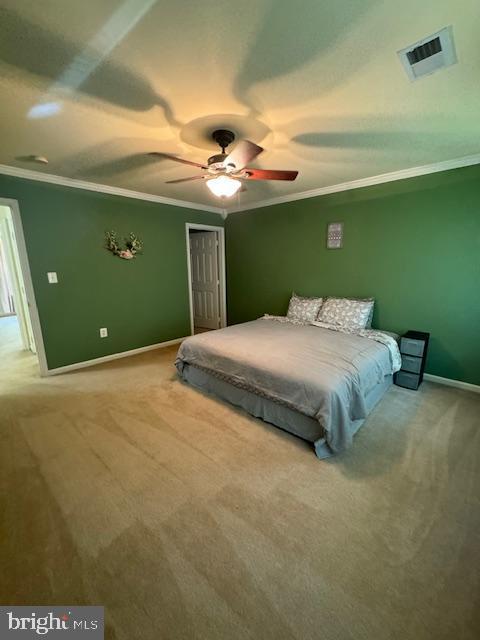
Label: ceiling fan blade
xmin=223 ymin=140 xmax=263 ymax=171
xmin=244 ymin=168 xmax=298 ymax=181
xmin=165 ymin=175 xmax=206 ymax=184
xmin=149 ymin=152 xmax=208 ymax=170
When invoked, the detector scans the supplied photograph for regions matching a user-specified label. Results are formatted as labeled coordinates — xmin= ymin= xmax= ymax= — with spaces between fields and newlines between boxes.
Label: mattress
xmin=176 ymin=319 xmax=399 ymax=458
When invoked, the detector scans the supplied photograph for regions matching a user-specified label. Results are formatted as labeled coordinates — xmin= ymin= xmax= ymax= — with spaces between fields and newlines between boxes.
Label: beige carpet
xmin=1 ymin=316 xmax=479 ymax=640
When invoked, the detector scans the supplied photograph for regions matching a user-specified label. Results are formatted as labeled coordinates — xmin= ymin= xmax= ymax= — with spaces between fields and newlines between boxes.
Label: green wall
xmin=0 ymin=174 xmax=222 ymax=369
xmin=226 ymin=164 xmax=480 ymax=385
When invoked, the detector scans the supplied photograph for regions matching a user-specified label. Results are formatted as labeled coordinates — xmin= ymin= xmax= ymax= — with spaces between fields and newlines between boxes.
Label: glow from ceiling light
xmin=28 ymin=102 xmax=62 ymax=119
xmin=206 ymin=175 xmax=241 ymax=198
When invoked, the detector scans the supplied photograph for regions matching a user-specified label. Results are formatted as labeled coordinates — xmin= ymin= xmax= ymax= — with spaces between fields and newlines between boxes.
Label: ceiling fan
xmin=149 ymin=129 xmax=298 ymax=198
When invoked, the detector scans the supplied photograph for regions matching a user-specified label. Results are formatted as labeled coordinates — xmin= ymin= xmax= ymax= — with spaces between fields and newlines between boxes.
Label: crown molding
xmin=226 ymin=152 xmax=480 ymax=215
xmin=3 ymin=151 xmax=479 ymax=217
xmin=0 ymin=164 xmax=224 ymax=214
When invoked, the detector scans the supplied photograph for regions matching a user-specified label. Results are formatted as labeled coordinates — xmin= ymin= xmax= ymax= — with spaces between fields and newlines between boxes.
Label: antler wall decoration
xmin=105 ymin=231 xmax=143 ymax=260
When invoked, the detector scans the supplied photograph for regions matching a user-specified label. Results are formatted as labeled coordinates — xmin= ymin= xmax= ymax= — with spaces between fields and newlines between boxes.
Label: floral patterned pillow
xmin=316 ymin=297 xmax=374 ymax=331
xmin=287 ymin=293 xmax=324 ymax=324
xmin=349 ymin=297 xmax=375 ymax=328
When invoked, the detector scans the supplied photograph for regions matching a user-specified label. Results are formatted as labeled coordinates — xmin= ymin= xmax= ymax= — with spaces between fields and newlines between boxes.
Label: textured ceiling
xmin=0 ymin=0 xmax=479 ymax=209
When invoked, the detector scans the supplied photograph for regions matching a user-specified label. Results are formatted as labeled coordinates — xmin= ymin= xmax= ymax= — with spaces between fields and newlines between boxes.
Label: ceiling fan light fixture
xmin=156 ymin=129 xmax=297 ymax=191
xmin=206 ymin=175 xmax=241 ymax=198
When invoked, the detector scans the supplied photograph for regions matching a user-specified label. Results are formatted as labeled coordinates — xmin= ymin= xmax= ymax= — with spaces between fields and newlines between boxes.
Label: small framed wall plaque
xmin=327 ymin=222 xmax=343 ymax=249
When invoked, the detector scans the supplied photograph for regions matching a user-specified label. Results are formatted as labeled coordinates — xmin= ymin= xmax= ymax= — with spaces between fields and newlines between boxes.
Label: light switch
xmin=47 ymin=272 xmax=58 ymax=284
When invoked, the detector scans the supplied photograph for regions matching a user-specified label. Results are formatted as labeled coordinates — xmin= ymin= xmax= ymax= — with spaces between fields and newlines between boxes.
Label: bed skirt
xmin=178 ymin=362 xmax=393 ymax=459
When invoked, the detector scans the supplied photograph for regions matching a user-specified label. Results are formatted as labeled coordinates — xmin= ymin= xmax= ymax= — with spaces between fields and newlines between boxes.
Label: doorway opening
xmin=0 ymin=199 xmax=47 ymax=376
xmin=185 ymin=223 xmax=226 ymax=336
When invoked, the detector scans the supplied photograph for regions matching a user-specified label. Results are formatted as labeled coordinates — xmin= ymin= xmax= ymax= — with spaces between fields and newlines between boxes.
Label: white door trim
xmin=0 ymin=198 xmax=48 ymax=376
xmin=185 ymin=223 xmax=226 ymax=336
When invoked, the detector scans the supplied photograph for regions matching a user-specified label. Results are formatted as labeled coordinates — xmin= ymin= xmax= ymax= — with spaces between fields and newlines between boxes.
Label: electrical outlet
xmin=99 ymin=327 xmax=108 ymax=338
xmin=47 ymin=272 xmax=58 ymax=284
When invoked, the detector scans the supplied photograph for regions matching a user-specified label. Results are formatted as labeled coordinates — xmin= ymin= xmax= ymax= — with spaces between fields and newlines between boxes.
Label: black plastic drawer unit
xmin=401 ymin=354 xmax=422 ymax=374
xmin=399 ymin=337 xmax=425 ymax=358
xmin=395 ymin=370 xmax=421 ymax=390
xmin=395 ymin=330 xmax=430 ymax=390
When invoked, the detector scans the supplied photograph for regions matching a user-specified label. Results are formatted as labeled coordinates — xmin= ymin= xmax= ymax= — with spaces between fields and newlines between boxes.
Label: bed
xmin=175 ymin=318 xmax=400 ymax=458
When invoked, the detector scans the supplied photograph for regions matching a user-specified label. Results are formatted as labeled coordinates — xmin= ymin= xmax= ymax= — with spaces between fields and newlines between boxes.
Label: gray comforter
xmin=176 ymin=319 xmax=397 ymax=455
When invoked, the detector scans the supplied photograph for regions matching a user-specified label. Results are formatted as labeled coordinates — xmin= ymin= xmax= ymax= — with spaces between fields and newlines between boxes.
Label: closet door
xmin=190 ymin=231 xmax=220 ymax=330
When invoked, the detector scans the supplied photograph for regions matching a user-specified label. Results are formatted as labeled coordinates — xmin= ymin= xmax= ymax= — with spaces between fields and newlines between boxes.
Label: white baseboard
xmin=46 ymin=336 xmax=187 ymax=376
xmin=45 ymin=344 xmax=480 ymax=392
xmin=424 ymin=373 xmax=480 ymax=394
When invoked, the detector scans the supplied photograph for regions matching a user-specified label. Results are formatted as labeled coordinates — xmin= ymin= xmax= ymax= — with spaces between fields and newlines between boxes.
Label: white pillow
xmin=287 ymin=292 xmax=324 ymax=324
xmin=316 ymin=297 xmax=374 ymax=331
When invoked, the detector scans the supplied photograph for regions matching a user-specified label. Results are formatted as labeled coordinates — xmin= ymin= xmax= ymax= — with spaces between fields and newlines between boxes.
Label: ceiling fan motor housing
xmin=207 ymin=153 xmax=228 ymax=172
xmin=208 ymin=153 xmax=227 ymax=164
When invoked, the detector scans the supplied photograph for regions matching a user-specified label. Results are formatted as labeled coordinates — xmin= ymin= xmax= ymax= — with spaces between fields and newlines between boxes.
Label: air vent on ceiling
xmin=398 ymin=26 xmax=457 ymax=81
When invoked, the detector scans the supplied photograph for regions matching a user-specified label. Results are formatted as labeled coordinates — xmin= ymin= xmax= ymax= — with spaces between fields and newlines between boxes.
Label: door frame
xmin=185 ymin=222 xmax=226 ymax=336
xmin=0 ymin=197 xmax=48 ymax=376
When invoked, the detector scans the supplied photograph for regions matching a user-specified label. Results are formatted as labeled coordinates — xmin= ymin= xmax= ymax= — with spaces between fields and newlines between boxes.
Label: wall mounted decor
xmin=105 ymin=231 xmax=143 ymax=260
xmin=327 ymin=222 xmax=343 ymax=249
